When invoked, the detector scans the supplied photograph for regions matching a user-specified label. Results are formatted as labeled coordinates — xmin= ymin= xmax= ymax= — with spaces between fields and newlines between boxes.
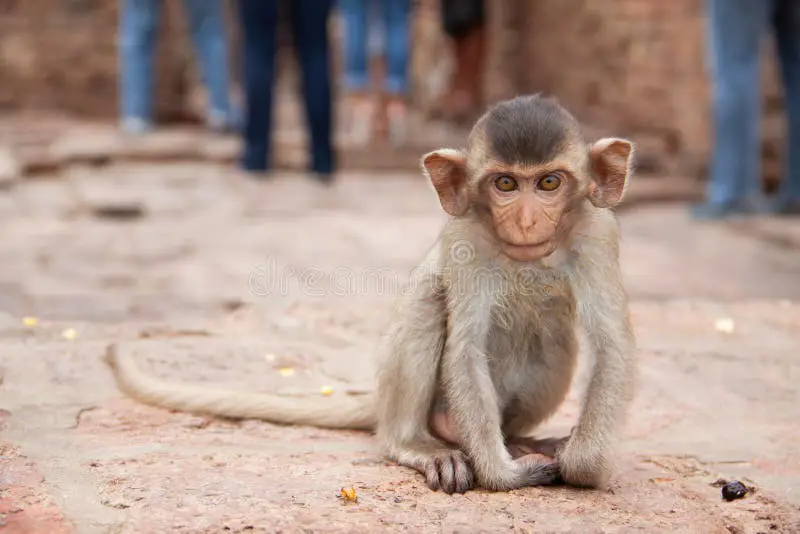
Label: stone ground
xmin=0 ymin=158 xmax=799 ymax=534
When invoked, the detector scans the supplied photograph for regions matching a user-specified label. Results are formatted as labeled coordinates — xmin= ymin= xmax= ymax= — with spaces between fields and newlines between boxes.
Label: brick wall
xmin=0 ymin=0 xmax=195 ymax=120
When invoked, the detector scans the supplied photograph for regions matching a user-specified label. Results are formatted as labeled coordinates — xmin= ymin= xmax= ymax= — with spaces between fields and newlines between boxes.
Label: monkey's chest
xmin=485 ymin=293 xmax=575 ymax=357
xmin=486 ymin=270 xmax=575 ymax=338
xmin=485 ymin=284 xmax=577 ymax=403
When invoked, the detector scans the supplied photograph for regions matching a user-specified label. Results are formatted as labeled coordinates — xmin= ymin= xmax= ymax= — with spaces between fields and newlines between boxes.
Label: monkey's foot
xmin=557 ymin=439 xmax=611 ymax=488
xmin=417 ymin=450 xmax=475 ymax=494
xmin=513 ymin=455 xmax=564 ymax=486
xmin=506 ymin=436 xmax=569 ymax=459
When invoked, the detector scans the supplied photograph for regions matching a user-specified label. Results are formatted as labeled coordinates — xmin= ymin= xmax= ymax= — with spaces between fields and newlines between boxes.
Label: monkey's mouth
xmin=501 ymin=240 xmax=554 ymax=261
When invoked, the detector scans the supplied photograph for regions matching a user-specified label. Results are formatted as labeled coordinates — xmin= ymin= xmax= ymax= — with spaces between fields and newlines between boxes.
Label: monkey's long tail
xmin=104 ymin=344 xmax=377 ymax=431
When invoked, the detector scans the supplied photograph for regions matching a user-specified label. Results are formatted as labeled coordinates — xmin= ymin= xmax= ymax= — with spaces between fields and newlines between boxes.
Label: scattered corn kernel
xmin=320 ymin=385 xmax=334 ymax=396
xmin=279 ymin=367 xmax=295 ymax=377
xmin=22 ymin=316 xmax=38 ymax=327
xmin=340 ymin=487 xmax=357 ymax=502
xmin=713 ymin=318 xmax=735 ymax=334
xmin=62 ymin=328 xmax=78 ymax=341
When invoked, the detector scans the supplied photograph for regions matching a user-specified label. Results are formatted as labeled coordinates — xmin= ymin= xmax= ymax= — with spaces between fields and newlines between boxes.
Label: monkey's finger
xmin=425 ymin=460 xmax=442 ymax=491
xmin=451 ymin=454 xmax=474 ymax=494
xmin=438 ymin=455 xmax=457 ymax=494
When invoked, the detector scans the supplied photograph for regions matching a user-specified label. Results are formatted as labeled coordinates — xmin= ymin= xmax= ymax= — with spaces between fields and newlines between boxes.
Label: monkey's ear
xmin=421 ymin=149 xmax=470 ymax=216
xmin=587 ymin=138 xmax=634 ymax=208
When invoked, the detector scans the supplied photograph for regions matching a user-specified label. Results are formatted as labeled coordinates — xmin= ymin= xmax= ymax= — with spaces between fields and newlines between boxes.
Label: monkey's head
xmin=422 ymin=94 xmax=634 ymax=262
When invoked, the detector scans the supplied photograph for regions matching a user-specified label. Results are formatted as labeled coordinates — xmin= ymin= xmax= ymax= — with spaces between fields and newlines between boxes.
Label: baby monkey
xmin=106 ymin=94 xmax=637 ymax=494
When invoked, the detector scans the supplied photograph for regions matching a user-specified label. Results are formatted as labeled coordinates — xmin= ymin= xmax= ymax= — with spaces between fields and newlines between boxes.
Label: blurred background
xmin=0 ymin=0 xmax=787 ymax=185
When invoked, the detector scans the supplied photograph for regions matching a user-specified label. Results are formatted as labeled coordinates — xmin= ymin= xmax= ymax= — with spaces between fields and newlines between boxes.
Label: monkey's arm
xmin=375 ymin=259 xmax=477 ymax=494
xmin=560 ymin=214 xmax=637 ymax=488
xmin=441 ymin=290 xmax=561 ymax=490
xmin=375 ymin=267 xmax=446 ymax=449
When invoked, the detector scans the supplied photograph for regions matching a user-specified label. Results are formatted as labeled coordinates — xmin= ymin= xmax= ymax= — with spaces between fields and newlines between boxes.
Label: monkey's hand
xmin=556 ymin=435 xmax=612 ymax=488
xmin=511 ymin=454 xmax=563 ymax=486
xmin=419 ymin=449 xmax=475 ymax=494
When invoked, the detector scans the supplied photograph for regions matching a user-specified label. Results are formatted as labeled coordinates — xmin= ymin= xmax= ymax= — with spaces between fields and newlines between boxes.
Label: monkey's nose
xmin=519 ymin=204 xmax=537 ymax=230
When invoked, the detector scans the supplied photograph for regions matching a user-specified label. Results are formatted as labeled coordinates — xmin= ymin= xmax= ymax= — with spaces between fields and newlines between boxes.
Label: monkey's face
xmin=421 ymin=95 xmax=634 ymax=263
xmin=479 ymin=164 xmax=579 ymax=262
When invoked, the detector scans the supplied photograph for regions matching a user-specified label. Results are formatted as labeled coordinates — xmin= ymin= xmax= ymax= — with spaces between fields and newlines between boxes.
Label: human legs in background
xmin=378 ymin=0 xmax=412 ymax=145
xmin=338 ymin=0 xmax=374 ymax=146
xmin=182 ymin=0 xmax=237 ymax=132
xmin=434 ymin=0 xmax=485 ymax=123
xmin=118 ymin=0 xmax=161 ymax=134
xmin=692 ymin=0 xmax=772 ymax=219
xmin=237 ymin=0 xmax=279 ymax=172
xmin=773 ymin=0 xmax=800 ymax=213
xmin=290 ymin=0 xmax=336 ymax=179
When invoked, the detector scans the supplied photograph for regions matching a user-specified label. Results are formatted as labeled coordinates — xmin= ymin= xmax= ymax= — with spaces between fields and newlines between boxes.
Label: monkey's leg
xmin=375 ymin=273 xmax=475 ymax=495
xmin=440 ymin=305 xmax=561 ymax=491
xmin=558 ymin=255 xmax=637 ymax=488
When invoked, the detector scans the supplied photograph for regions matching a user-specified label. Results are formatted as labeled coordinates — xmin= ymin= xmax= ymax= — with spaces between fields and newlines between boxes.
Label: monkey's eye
xmin=494 ymin=176 xmax=518 ymax=192
xmin=537 ymin=174 xmax=562 ymax=191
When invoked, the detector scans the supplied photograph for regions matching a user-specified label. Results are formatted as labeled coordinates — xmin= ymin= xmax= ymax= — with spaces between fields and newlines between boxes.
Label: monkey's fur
xmin=106 ymin=94 xmax=637 ymax=494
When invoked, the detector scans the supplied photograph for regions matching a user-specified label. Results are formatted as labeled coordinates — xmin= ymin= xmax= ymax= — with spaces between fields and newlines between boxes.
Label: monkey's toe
xmin=425 ymin=450 xmax=474 ymax=494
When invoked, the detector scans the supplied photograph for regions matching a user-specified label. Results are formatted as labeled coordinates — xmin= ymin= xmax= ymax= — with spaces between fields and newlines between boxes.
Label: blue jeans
xmin=706 ymin=0 xmax=800 ymax=206
xmin=118 ymin=0 xmax=233 ymax=123
xmin=338 ymin=0 xmax=411 ymax=95
xmin=238 ymin=0 xmax=335 ymax=174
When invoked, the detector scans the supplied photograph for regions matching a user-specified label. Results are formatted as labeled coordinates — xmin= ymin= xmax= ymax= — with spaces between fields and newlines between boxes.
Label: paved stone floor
xmin=1 ymin=162 xmax=799 ymax=533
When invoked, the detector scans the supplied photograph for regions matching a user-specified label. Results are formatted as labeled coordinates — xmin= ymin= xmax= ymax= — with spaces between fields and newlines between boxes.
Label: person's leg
xmin=773 ymin=0 xmax=800 ymax=213
xmin=182 ymin=0 xmax=236 ymax=131
xmin=237 ymin=0 xmax=279 ymax=172
xmin=458 ymin=12 xmax=486 ymax=119
xmin=291 ymin=0 xmax=336 ymax=179
xmin=433 ymin=0 xmax=485 ymax=122
xmin=381 ymin=0 xmax=410 ymax=97
xmin=118 ymin=0 xmax=161 ymax=133
xmin=339 ymin=0 xmax=370 ymax=94
xmin=380 ymin=0 xmax=412 ymax=144
xmin=338 ymin=0 xmax=374 ymax=146
xmin=693 ymin=0 xmax=772 ymax=219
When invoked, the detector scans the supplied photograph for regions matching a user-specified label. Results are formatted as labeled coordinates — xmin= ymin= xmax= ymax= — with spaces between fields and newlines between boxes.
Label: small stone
xmin=91 ymin=204 xmax=145 ymax=221
xmin=721 ymin=480 xmax=748 ymax=501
